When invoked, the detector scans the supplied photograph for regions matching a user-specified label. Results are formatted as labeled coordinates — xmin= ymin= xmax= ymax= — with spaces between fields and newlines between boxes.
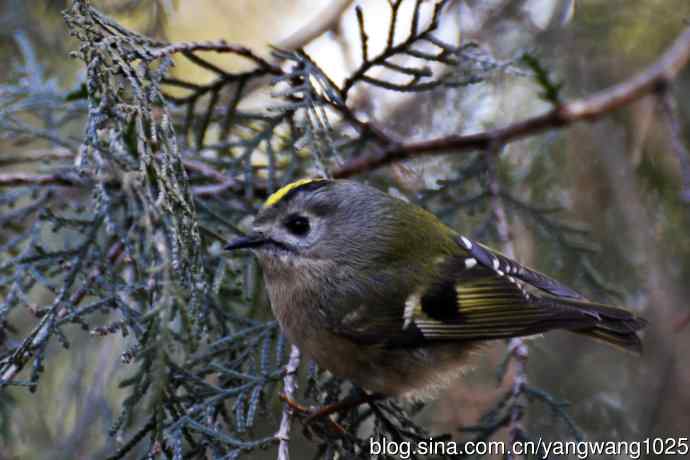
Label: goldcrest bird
xmin=225 ymin=178 xmax=646 ymax=399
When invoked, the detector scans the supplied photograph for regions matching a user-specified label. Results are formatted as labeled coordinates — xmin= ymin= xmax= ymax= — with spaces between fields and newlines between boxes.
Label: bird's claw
xmin=279 ymin=393 xmax=346 ymax=435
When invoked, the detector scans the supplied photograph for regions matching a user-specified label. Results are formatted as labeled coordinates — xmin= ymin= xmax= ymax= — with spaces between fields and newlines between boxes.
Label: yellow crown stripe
xmin=264 ymin=178 xmax=326 ymax=208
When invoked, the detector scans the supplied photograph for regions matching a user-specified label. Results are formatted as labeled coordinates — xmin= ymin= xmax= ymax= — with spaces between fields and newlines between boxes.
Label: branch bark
xmin=0 ymin=172 xmax=79 ymax=187
xmin=275 ymin=345 xmax=301 ymax=460
xmin=149 ymin=40 xmax=281 ymax=75
xmin=0 ymin=159 xmax=267 ymax=198
xmin=334 ymin=22 xmax=690 ymax=178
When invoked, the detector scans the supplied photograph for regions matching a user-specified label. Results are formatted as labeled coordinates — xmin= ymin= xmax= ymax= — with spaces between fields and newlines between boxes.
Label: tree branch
xmin=0 ymin=157 xmax=269 ymax=197
xmin=0 ymin=172 xmax=80 ymax=187
xmin=333 ymin=22 xmax=690 ymax=178
xmin=276 ymin=0 xmax=355 ymax=51
xmin=275 ymin=345 xmax=301 ymax=460
xmin=0 ymin=148 xmax=73 ymax=166
xmin=148 ymin=40 xmax=281 ymax=75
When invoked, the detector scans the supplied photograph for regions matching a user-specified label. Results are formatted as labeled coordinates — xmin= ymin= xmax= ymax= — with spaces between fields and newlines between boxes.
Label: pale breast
xmin=259 ymin=254 xmax=480 ymax=398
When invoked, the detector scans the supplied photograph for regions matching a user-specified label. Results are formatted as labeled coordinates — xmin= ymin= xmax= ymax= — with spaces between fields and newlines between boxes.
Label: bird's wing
xmin=330 ymin=234 xmax=645 ymax=352
xmin=461 ymin=236 xmax=586 ymax=300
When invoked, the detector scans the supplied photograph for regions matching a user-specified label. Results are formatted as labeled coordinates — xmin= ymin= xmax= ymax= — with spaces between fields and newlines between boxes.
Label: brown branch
xmin=182 ymin=158 xmax=229 ymax=183
xmin=341 ymin=0 xmax=447 ymax=98
xmin=333 ymin=22 xmax=690 ymax=178
xmin=277 ymin=0 xmax=355 ymax=52
xmin=147 ymin=40 xmax=281 ymax=75
xmin=162 ymin=2 xmax=355 ymax=107
xmin=0 ymin=148 xmax=73 ymax=166
xmin=0 ymin=156 xmax=267 ymax=197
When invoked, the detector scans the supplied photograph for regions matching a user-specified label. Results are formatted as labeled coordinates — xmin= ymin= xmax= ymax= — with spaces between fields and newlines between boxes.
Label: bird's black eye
xmin=284 ymin=214 xmax=310 ymax=236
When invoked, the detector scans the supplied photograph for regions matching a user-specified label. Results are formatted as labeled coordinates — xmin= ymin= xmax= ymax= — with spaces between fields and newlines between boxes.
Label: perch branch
xmin=333 ymin=22 xmax=690 ymax=178
xmin=275 ymin=345 xmax=301 ymax=460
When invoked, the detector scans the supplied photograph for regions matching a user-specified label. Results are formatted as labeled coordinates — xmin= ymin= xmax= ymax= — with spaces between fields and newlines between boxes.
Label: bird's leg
xmin=279 ymin=393 xmax=310 ymax=414
xmin=303 ymin=391 xmax=385 ymax=425
xmin=279 ymin=393 xmax=346 ymax=434
xmin=279 ymin=390 xmax=386 ymax=433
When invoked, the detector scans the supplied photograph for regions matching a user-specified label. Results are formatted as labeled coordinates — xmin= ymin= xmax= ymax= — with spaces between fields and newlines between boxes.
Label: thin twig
xmin=0 ymin=148 xmax=73 ymax=166
xmin=0 ymin=242 xmax=124 ymax=386
xmin=506 ymin=338 xmax=528 ymax=459
xmin=0 ymin=154 xmax=263 ymax=196
xmin=276 ymin=345 xmax=301 ymax=460
xmin=0 ymin=172 xmax=80 ymax=187
xmin=333 ymin=22 xmax=690 ymax=178
xmin=342 ymin=0 xmax=448 ymax=97
xmin=147 ymin=40 xmax=281 ymax=74
xmin=277 ymin=0 xmax=355 ymax=51
xmin=355 ymin=6 xmax=369 ymax=64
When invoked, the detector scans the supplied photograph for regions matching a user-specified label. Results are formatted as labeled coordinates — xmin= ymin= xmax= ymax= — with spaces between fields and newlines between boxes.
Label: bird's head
xmin=225 ymin=178 xmax=453 ymax=282
xmin=225 ymin=179 xmax=390 ymax=269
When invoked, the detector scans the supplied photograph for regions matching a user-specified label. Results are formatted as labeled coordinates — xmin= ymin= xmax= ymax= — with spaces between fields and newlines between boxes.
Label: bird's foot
xmin=279 ymin=393 xmax=346 ymax=434
xmin=279 ymin=392 xmax=385 ymax=435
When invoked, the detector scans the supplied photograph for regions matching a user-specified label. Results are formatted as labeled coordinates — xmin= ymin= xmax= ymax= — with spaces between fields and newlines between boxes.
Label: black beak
xmin=224 ymin=233 xmax=266 ymax=251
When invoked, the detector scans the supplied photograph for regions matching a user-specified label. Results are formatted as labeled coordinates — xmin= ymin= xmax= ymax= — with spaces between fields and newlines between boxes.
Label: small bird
xmin=225 ymin=178 xmax=646 ymax=399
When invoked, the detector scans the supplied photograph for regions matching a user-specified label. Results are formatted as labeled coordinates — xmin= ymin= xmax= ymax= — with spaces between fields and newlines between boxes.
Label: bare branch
xmin=277 ymin=0 xmax=355 ymax=51
xmin=276 ymin=345 xmax=301 ymax=460
xmin=387 ymin=0 xmax=403 ymax=49
xmin=355 ymin=6 xmax=369 ymax=64
xmin=506 ymin=338 xmax=529 ymax=458
xmin=0 ymin=172 xmax=79 ymax=187
xmin=0 ymin=154 xmax=266 ymax=197
xmin=342 ymin=0 xmax=450 ymax=97
xmin=0 ymin=148 xmax=73 ymax=166
xmin=147 ymin=40 xmax=281 ymax=74
xmin=334 ymin=22 xmax=690 ymax=178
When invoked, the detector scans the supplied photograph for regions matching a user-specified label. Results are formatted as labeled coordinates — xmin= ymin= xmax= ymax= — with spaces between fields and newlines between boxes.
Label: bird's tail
xmin=544 ymin=297 xmax=647 ymax=354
